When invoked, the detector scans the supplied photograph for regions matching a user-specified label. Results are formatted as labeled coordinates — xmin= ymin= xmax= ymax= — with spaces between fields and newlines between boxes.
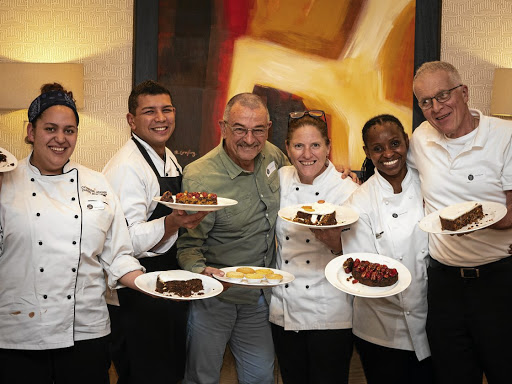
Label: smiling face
xmin=27 ymin=105 xmax=78 ymax=175
xmin=413 ymin=69 xmax=473 ymax=138
xmin=286 ymin=124 xmax=330 ymax=184
xmin=127 ymin=93 xmax=176 ymax=158
xmin=220 ymin=102 xmax=270 ymax=171
xmin=363 ymin=122 xmax=408 ymax=190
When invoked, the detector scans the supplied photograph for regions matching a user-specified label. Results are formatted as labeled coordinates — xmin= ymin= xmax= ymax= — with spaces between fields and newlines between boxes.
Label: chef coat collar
xmin=27 ymin=151 xmax=76 ymax=176
xmin=374 ymin=165 xmax=413 ymax=195
xmin=290 ymin=160 xmax=335 ymax=185
xmin=131 ymin=133 xmax=166 ymax=162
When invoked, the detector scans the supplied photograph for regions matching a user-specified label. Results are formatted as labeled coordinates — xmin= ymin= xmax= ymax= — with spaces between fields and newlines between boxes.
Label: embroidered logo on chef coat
xmin=81 ymin=186 xmax=107 ymax=197
xmin=266 ymin=161 xmax=277 ymax=177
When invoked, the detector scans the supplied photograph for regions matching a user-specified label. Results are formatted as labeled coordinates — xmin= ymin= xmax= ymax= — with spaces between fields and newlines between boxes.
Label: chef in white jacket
xmin=103 ymin=80 xmax=208 ymax=384
xmin=341 ymin=115 xmax=432 ymax=384
xmin=0 ymin=83 xmax=144 ymax=384
xmin=269 ymin=111 xmax=358 ymax=384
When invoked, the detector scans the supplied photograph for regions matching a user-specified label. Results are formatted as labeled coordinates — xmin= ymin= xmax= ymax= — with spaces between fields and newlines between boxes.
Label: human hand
xmin=310 ymin=226 xmax=343 ymax=254
xmin=202 ymin=266 xmax=225 ymax=278
xmin=336 ymin=165 xmax=361 ymax=185
xmin=202 ymin=266 xmax=231 ymax=291
xmin=509 ymin=244 xmax=512 ymax=255
xmin=165 ymin=209 xmax=210 ymax=233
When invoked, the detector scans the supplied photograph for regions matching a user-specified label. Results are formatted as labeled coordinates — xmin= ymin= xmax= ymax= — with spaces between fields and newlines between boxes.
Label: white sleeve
xmin=104 ymin=162 xmax=176 ymax=258
xmin=100 ymin=190 xmax=144 ymax=288
xmin=341 ymin=192 xmax=379 ymax=255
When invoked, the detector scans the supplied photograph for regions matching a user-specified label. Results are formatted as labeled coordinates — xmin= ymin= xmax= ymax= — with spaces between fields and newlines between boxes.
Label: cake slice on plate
xmin=439 ymin=201 xmax=484 ymax=231
xmin=292 ymin=200 xmax=337 ymax=226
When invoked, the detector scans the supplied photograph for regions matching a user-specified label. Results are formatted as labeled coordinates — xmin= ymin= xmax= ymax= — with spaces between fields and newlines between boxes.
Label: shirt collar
xmin=217 ymin=139 xmax=265 ymax=179
xmin=424 ymin=109 xmax=488 ymax=149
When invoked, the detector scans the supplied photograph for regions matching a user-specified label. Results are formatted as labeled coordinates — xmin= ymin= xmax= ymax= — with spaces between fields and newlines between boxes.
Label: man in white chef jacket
xmin=409 ymin=61 xmax=512 ymax=384
xmin=103 ymin=80 xmax=208 ymax=384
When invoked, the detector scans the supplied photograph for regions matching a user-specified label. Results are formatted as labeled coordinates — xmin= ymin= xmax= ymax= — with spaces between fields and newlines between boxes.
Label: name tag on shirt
xmin=86 ymin=200 xmax=105 ymax=210
xmin=266 ymin=161 xmax=277 ymax=177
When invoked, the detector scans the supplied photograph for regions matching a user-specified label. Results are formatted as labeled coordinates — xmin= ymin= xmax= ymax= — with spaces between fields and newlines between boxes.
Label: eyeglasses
xmin=289 ymin=110 xmax=326 ymax=122
xmin=417 ymin=84 xmax=463 ymax=110
xmin=224 ymin=122 xmax=269 ymax=137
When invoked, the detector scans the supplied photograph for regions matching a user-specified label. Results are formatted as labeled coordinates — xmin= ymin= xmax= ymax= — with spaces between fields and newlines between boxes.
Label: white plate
xmin=325 ymin=253 xmax=412 ymax=298
xmin=214 ymin=266 xmax=295 ymax=287
xmin=0 ymin=147 xmax=17 ymax=173
xmin=418 ymin=201 xmax=507 ymax=235
xmin=278 ymin=204 xmax=359 ymax=229
xmin=153 ymin=196 xmax=238 ymax=212
xmin=134 ymin=270 xmax=223 ymax=300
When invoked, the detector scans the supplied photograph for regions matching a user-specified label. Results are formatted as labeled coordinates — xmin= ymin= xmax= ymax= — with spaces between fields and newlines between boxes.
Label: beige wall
xmin=0 ymin=0 xmax=133 ymax=171
xmin=441 ymin=0 xmax=512 ymax=115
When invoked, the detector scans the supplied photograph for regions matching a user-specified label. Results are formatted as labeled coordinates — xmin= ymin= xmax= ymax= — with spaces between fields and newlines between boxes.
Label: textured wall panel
xmin=0 ymin=0 xmax=133 ymax=171
xmin=441 ymin=0 xmax=512 ymax=115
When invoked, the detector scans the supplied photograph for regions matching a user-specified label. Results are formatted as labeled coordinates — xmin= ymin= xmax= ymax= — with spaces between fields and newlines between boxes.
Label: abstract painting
xmin=156 ymin=0 xmax=417 ymax=170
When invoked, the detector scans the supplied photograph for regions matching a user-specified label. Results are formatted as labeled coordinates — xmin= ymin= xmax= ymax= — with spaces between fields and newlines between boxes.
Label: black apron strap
xmin=132 ymin=136 xmax=183 ymax=270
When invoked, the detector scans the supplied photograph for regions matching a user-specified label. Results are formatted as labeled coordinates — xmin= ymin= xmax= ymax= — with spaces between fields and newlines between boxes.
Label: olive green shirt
xmin=177 ymin=140 xmax=289 ymax=304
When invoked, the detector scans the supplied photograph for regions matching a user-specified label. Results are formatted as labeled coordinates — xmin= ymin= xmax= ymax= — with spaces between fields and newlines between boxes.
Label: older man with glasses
xmin=409 ymin=61 xmax=512 ymax=384
xmin=177 ymin=93 xmax=289 ymax=384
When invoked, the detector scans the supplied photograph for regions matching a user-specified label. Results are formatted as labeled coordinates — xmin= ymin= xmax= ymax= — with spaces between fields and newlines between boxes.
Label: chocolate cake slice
xmin=343 ymin=257 xmax=398 ymax=287
xmin=439 ymin=201 xmax=484 ymax=231
xmin=156 ymin=273 xmax=204 ymax=297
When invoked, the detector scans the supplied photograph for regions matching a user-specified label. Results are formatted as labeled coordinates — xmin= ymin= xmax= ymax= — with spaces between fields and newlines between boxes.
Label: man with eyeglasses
xmin=409 ymin=61 xmax=512 ymax=383
xmin=176 ymin=93 xmax=289 ymax=384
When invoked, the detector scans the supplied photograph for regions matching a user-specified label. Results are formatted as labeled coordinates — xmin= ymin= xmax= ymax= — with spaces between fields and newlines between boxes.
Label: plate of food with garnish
xmin=278 ymin=200 xmax=358 ymax=229
xmin=154 ymin=191 xmax=238 ymax=212
xmin=419 ymin=201 xmax=506 ymax=235
xmin=325 ymin=253 xmax=411 ymax=298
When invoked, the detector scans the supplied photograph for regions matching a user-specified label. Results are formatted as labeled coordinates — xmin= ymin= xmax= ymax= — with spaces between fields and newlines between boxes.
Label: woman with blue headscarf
xmin=0 ymin=83 xmax=144 ymax=384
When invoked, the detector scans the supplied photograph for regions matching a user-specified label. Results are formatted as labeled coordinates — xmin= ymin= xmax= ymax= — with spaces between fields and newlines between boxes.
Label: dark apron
xmin=110 ymin=137 xmax=187 ymax=384
xmin=131 ymin=136 xmax=182 ymax=272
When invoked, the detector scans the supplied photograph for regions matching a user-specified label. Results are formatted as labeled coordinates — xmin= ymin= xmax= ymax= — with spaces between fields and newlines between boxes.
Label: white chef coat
xmin=0 ymin=157 xmax=143 ymax=350
xmin=409 ymin=109 xmax=512 ymax=266
xmin=341 ymin=167 xmax=430 ymax=361
xmin=103 ymin=134 xmax=182 ymax=259
xmin=269 ymin=162 xmax=358 ymax=330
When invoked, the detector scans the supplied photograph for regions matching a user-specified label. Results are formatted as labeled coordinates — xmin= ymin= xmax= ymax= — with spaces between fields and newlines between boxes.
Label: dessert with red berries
xmin=174 ymin=191 xmax=218 ymax=205
xmin=343 ymin=257 xmax=398 ymax=287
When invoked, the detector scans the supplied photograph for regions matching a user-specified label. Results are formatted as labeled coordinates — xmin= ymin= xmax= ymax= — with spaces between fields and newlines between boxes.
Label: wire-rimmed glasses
xmin=417 ymin=84 xmax=463 ymax=110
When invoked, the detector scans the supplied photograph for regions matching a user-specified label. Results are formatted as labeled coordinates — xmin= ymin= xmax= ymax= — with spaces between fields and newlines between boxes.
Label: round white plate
xmin=325 ymin=253 xmax=412 ymax=298
xmin=214 ymin=266 xmax=295 ymax=287
xmin=418 ymin=201 xmax=507 ymax=235
xmin=0 ymin=147 xmax=18 ymax=173
xmin=278 ymin=204 xmax=359 ymax=229
xmin=135 ymin=270 xmax=223 ymax=300
xmin=153 ymin=196 xmax=238 ymax=212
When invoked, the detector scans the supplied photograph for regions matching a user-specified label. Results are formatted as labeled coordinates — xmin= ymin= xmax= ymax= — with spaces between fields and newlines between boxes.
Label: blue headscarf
xmin=28 ymin=90 xmax=79 ymax=125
